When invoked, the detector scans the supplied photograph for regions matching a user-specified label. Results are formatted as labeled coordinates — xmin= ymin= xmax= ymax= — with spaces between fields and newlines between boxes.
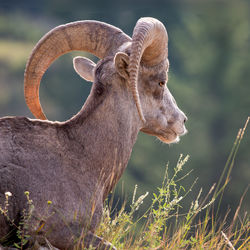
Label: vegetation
xmin=94 ymin=118 xmax=249 ymax=249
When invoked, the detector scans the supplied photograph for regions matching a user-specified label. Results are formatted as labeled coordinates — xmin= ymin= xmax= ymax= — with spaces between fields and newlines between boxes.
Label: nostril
xmin=183 ymin=116 xmax=188 ymax=123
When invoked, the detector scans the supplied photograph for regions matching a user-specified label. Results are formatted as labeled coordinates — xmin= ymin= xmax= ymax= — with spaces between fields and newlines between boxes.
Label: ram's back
xmin=0 ymin=117 xmax=66 ymax=210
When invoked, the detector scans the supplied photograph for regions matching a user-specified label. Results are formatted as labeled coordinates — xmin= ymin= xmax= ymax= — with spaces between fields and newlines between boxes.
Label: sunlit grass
xmin=92 ymin=117 xmax=250 ymax=249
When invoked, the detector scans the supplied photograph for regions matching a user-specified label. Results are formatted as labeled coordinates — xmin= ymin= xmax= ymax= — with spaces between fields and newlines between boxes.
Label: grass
xmin=93 ymin=117 xmax=250 ymax=249
xmin=0 ymin=117 xmax=249 ymax=249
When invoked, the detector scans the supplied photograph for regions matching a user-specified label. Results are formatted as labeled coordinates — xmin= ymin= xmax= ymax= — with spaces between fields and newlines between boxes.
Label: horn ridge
xmin=128 ymin=17 xmax=168 ymax=124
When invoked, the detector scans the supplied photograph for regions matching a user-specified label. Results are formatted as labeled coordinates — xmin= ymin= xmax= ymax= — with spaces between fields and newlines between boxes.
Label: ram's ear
xmin=114 ymin=52 xmax=129 ymax=80
xmin=73 ymin=56 xmax=96 ymax=82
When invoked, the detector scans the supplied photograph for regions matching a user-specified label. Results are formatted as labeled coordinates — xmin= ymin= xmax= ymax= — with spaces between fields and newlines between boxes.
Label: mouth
xmin=157 ymin=128 xmax=187 ymax=144
xmin=157 ymin=131 xmax=179 ymax=144
xmin=140 ymin=126 xmax=187 ymax=144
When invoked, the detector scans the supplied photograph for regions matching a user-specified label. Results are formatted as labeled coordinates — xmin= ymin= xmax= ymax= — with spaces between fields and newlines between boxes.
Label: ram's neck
xmin=65 ymin=85 xmax=141 ymax=196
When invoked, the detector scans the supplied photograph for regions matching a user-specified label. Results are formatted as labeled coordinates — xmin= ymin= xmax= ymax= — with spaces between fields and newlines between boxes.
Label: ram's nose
xmin=168 ymin=112 xmax=188 ymax=136
xmin=179 ymin=113 xmax=188 ymax=135
xmin=183 ymin=114 xmax=188 ymax=124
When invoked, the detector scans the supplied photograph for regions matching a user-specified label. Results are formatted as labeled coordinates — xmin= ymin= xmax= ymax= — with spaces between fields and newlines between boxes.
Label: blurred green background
xmin=0 ymin=0 xmax=249 ymax=219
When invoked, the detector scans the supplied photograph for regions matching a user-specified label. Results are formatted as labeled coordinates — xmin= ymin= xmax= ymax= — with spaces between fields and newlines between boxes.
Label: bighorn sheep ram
xmin=0 ymin=17 xmax=187 ymax=249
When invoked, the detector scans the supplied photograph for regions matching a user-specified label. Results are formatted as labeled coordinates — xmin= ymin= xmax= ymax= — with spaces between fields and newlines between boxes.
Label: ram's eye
xmin=159 ymin=81 xmax=165 ymax=87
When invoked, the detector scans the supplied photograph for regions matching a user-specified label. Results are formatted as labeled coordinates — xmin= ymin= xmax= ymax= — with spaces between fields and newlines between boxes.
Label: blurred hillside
xmin=0 ymin=0 xmax=249 ymax=218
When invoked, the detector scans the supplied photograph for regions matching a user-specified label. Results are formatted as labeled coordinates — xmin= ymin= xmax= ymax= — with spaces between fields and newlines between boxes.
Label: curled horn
xmin=128 ymin=17 xmax=168 ymax=123
xmin=24 ymin=21 xmax=131 ymax=120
